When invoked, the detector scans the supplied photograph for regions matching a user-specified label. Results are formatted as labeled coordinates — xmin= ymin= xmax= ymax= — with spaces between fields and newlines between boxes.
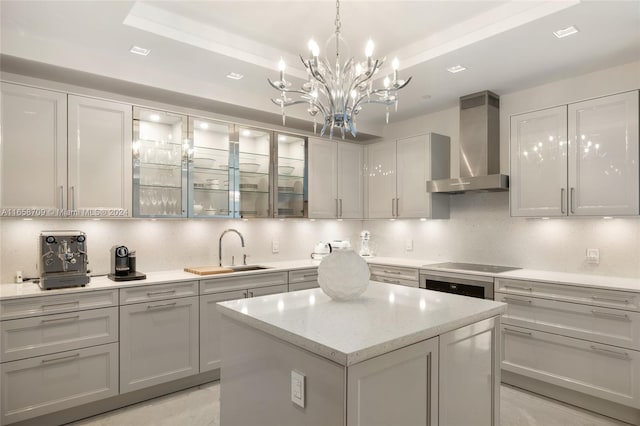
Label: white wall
xmin=0 ymin=218 xmax=361 ymax=283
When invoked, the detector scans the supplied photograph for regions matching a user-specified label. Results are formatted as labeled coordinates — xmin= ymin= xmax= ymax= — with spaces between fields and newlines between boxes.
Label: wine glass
xmin=161 ymin=189 xmax=169 ymax=215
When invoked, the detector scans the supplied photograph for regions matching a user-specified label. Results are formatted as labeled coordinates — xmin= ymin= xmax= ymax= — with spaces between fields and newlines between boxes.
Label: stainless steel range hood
xmin=427 ymin=91 xmax=509 ymax=193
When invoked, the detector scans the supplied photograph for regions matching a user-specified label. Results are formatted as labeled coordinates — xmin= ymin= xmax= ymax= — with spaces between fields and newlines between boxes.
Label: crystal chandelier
xmin=268 ymin=0 xmax=411 ymax=139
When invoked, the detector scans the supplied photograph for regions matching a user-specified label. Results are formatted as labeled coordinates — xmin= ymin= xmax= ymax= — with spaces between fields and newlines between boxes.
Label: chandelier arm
xmin=392 ymin=76 xmax=412 ymax=90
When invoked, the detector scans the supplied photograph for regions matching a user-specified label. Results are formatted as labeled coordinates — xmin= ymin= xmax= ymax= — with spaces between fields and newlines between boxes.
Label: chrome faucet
xmin=219 ymin=229 xmax=246 ymax=267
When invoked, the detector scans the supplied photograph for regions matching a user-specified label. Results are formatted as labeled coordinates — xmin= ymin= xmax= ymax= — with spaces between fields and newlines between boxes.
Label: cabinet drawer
xmin=496 ymin=292 xmax=640 ymax=350
xmin=249 ymin=284 xmax=288 ymax=298
xmin=369 ymin=264 xmax=419 ymax=281
xmin=496 ymin=278 xmax=640 ymax=312
xmin=120 ymin=296 xmax=199 ymax=393
xmin=371 ymin=275 xmax=419 ymax=288
xmin=200 ymin=272 xmax=288 ymax=294
xmin=0 ymin=290 xmax=118 ymax=320
xmin=1 ymin=307 xmax=118 ymax=363
xmin=119 ymin=281 xmax=198 ymax=305
xmin=501 ymin=325 xmax=640 ymax=408
xmin=288 ymin=268 xmax=318 ymax=284
xmin=1 ymin=343 xmax=118 ymax=425
xmin=289 ymin=281 xmax=320 ymax=292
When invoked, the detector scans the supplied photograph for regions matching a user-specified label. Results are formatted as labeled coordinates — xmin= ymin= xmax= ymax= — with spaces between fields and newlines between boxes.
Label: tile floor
xmin=68 ymin=382 xmax=630 ymax=426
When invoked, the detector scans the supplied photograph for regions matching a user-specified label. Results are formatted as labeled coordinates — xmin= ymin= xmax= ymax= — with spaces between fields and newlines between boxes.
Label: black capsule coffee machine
xmin=108 ymin=245 xmax=146 ymax=281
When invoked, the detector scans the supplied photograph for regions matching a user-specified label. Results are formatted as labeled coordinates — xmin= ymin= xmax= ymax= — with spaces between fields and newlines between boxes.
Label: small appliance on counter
xmin=108 ymin=245 xmax=146 ymax=281
xmin=38 ymin=231 xmax=90 ymax=290
xmin=311 ymin=242 xmax=332 ymax=261
xmin=330 ymin=240 xmax=351 ymax=251
xmin=359 ymin=230 xmax=372 ymax=257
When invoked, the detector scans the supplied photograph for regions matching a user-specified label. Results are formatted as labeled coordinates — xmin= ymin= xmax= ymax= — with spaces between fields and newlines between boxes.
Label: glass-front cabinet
xmin=189 ymin=117 xmax=235 ymax=218
xmin=133 ymin=107 xmax=188 ymax=218
xmin=133 ymin=110 xmax=308 ymax=219
xmin=276 ymin=132 xmax=307 ymax=218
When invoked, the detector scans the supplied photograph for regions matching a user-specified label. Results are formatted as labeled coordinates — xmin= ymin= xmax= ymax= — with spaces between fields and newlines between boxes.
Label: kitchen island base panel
xmin=220 ymin=316 xmax=345 ymax=426
xmin=5 ymin=370 xmax=219 ymax=426
xmin=502 ymin=371 xmax=640 ymax=426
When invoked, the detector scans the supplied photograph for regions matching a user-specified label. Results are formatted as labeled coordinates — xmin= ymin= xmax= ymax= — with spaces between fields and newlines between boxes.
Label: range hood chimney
xmin=427 ymin=91 xmax=509 ymax=193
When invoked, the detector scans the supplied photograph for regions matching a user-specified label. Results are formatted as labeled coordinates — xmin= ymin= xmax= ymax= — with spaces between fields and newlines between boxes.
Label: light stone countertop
xmin=217 ymin=281 xmax=506 ymax=366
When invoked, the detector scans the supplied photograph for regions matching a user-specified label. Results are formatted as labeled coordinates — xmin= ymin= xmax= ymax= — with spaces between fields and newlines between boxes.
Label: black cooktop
xmin=423 ymin=262 xmax=521 ymax=274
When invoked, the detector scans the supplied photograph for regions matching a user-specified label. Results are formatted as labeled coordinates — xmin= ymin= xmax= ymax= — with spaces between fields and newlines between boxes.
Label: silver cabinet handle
xmin=503 ymin=285 xmax=532 ymax=292
xmin=391 ymin=198 xmax=395 ymax=217
xmin=503 ymin=297 xmax=533 ymax=305
xmin=335 ymin=199 xmax=339 ymax=217
xmin=146 ymin=302 xmax=177 ymax=310
xmin=591 ymin=295 xmax=630 ymax=305
xmin=395 ymin=198 xmax=399 ymax=217
xmin=59 ymin=185 xmax=65 ymax=210
xmin=381 ymin=278 xmax=401 ymax=285
xmin=590 ymin=310 xmax=630 ymax=321
xmin=41 ymin=315 xmax=80 ymax=323
xmin=504 ymin=327 xmax=533 ymax=336
xmin=147 ymin=289 xmax=176 ymax=296
xmin=590 ymin=345 xmax=630 ymax=359
xmin=382 ymin=270 xmax=403 ymax=275
xmin=560 ymin=188 xmax=566 ymax=214
xmin=70 ymin=186 xmax=75 ymax=210
xmin=570 ymin=187 xmax=575 ymax=214
xmin=42 ymin=301 xmax=79 ymax=310
xmin=339 ymin=199 xmax=343 ymax=217
xmin=42 ymin=352 xmax=80 ymax=364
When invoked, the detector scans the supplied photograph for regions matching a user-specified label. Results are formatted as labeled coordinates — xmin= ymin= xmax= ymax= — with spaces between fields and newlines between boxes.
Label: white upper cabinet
xmin=510 ymin=106 xmax=568 ymax=217
xmin=511 ymin=91 xmax=639 ymax=217
xmin=367 ymin=134 xmax=450 ymax=219
xmin=1 ymin=82 xmax=67 ymax=211
xmin=308 ymin=138 xmax=363 ymax=218
xmin=568 ymin=91 xmax=639 ymax=216
xmin=68 ymin=95 xmax=132 ymax=213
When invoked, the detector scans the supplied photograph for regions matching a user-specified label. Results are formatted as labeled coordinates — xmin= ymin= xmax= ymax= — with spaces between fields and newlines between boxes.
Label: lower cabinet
xmin=200 ymin=284 xmax=288 ymax=373
xmin=288 ymin=268 xmax=319 ymax=291
xmin=501 ymin=324 xmax=640 ymax=409
xmin=0 ymin=343 xmax=118 ymax=425
xmin=369 ymin=264 xmax=419 ymax=288
xmin=347 ymin=338 xmax=439 ymax=426
xmin=119 ymin=296 xmax=199 ymax=393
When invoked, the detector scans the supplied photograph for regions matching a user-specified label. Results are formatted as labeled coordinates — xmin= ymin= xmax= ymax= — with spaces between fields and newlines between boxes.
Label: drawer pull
xmin=382 ymin=270 xmax=403 ymax=275
xmin=42 ymin=301 xmax=80 ymax=310
xmin=590 ymin=345 xmax=630 ymax=359
xmin=41 ymin=315 xmax=80 ymax=323
xmin=590 ymin=310 xmax=630 ymax=321
xmin=381 ymin=278 xmax=402 ymax=285
xmin=42 ymin=353 xmax=80 ymax=364
xmin=504 ymin=327 xmax=533 ymax=337
xmin=146 ymin=302 xmax=177 ymax=310
xmin=591 ymin=295 xmax=630 ymax=305
xmin=503 ymin=297 xmax=532 ymax=305
xmin=147 ymin=289 xmax=177 ymax=296
xmin=504 ymin=285 xmax=532 ymax=292
xmin=302 ymin=274 xmax=317 ymax=278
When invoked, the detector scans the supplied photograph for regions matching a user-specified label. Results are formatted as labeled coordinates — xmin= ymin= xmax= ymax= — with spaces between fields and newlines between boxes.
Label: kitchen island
xmin=218 ymin=281 xmax=507 ymax=426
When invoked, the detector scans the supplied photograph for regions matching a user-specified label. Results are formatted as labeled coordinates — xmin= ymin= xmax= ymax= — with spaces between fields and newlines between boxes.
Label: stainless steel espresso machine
xmin=39 ymin=231 xmax=90 ymax=289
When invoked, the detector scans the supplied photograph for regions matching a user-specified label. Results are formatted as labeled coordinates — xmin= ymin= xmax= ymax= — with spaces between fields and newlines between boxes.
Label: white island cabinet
xmin=218 ymin=282 xmax=506 ymax=426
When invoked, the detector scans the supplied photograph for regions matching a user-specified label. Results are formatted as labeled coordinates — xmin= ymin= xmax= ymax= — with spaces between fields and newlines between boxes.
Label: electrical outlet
xmin=291 ymin=370 xmax=305 ymax=408
xmin=586 ymin=248 xmax=600 ymax=264
xmin=405 ymin=239 xmax=413 ymax=251
xmin=272 ymin=240 xmax=280 ymax=254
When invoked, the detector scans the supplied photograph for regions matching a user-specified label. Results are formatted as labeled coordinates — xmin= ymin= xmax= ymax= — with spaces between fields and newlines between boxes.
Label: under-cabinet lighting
xmin=23 ymin=218 xmax=32 ymax=221
xmin=553 ymin=26 xmax=579 ymax=39
xmin=241 ymin=129 xmax=251 ymax=137
xmin=149 ymin=114 xmax=160 ymax=122
xmin=419 ymin=218 xmax=427 ymax=222
xmin=446 ymin=65 xmax=466 ymax=74
xmin=309 ymin=219 xmax=316 ymax=222
xmin=541 ymin=217 xmax=550 ymax=220
xmin=199 ymin=122 xmax=209 ymax=130
xmin=129 ymin=45 xmax=151 ymax=56
xmin=226 ymin=72 xmax=244 ymax=80
xmin=603 ymin=216 xmax=613 ymax=220
xmin=279 ymin=135 xmax=287 ymax=142
xmin=337 ymin=219 xmax=343 ymax=222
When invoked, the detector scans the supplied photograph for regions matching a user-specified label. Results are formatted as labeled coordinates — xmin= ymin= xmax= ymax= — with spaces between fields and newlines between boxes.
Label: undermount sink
xmin=227 ymin=265 xmax=271 ymax=272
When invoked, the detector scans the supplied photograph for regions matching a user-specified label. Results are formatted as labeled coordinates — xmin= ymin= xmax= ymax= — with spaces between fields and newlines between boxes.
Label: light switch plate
xmin=586 ymin=248 xmax=600 ymax=264
xmin=291 ymin=370 xmax=305 ymax=408
xmin=405 ymin=239 xmax=413 ymax=251
xmin=272 ymin=240 xmax=280 ymax=254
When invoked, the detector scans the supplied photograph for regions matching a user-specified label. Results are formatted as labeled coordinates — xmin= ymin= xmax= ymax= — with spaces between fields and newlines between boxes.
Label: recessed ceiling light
xmin=129 ymin=45 xmax=151 ymax=56
xmin=149 ymin=114 xmax=160 ymax=122
xmin=421 ymin=94 xmax=432 ymax=101
xmin=199 ymin=122 xmax=209 ymax=130
xmin=226 ymin=72 xmax=244 ymax=80
xmin=553 ymin=26 xmax=579 ymax=39
xmin=446 ymin=65 xmax=467 ymax=74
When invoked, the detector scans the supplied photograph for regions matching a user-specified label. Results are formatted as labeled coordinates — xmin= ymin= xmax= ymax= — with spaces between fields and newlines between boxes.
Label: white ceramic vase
xmin=318 ymin=249 xmax=370 ymax=301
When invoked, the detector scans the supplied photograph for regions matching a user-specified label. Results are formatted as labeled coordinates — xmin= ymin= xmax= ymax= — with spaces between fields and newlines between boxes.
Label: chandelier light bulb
xmin=383 ymin=76 xmax=391 ymax=88
xmin=365 ymin=39 xmax=374 ymax=57
xmin=278 ymin=58 xmax=286 ymax=72
xmin=308 ymin=39 xmax=320 ymax=57
xmin=392 ymin=57 xmax=399 ymax=81
xmin=355 ymin=63 xmax=363 ymax=76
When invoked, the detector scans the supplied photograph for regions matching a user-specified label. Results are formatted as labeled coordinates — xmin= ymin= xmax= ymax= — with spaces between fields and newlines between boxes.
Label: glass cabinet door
xmin=238 ymin=127 xmax=272 ymax=218
xmin=133 ymin=107 xmax=187 ymax=217
xmin=189 ymin=117 xmax=234 ymax=218
xmin=275 ymin=133 xmax=307 ymax=218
